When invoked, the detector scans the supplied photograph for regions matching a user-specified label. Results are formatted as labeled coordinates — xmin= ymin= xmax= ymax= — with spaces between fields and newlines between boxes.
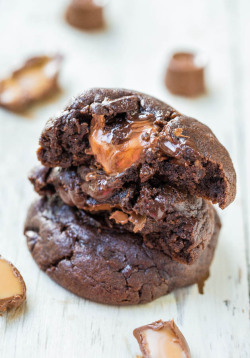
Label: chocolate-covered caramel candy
xmin=0 ymin=55 xmax=62 ymax=112
xmin=66 ymin=0 xmax=105 ymax=30
xmin=0 ymin=257 xmax=26 ymax=312
xmin=165 ymin=52 xmax=206 ymax=97
xmin=134 ymin=320 xmax=191 ymax=358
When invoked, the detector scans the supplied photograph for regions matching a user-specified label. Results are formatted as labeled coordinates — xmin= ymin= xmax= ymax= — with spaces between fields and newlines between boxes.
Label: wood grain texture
xmin=0 ymin=0 xmax=249 ymax=357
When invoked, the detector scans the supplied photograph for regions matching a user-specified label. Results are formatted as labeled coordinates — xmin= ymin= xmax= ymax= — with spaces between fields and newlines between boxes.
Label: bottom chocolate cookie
xmin=24 ymin=196 xmax=221 ymax=305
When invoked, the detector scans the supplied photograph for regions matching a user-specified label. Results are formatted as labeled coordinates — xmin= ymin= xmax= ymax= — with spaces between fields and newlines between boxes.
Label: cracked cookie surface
xmin=24 ymin=196 xmax=221 ymax=305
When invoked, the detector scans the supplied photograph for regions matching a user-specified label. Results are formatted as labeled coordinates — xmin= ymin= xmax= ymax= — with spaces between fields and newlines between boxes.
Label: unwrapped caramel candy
xmin=165 ymin=52 xmax=206 ymax=97
xmin=0 ymin=55 xmax=62 ymax=112
xmin=133 ymin=320 xmax=191 ymax=358
xmin=0 ymin=257 xmax=26 ymax=312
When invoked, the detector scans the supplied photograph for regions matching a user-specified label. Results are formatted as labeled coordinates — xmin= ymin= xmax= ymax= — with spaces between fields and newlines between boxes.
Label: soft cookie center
xmin=89 ymin=114 xmax=156 ymax=175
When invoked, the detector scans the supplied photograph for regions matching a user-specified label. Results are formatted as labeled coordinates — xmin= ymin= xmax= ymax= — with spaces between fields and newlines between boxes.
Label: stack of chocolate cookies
xmin=24 ymin=88 xmax=236 ymax=305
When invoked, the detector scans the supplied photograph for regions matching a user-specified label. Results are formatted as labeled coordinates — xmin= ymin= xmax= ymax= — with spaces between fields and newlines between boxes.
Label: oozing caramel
xmin=89 ymin=114 xmax=157 ymax=175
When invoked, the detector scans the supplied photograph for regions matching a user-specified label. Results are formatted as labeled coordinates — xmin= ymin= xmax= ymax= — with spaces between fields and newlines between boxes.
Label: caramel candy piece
xmin=89 ymin=114 xmax=157 ymax=175
xmin=109 ymin=210 xmax=147 ymax=233
xmin=66 ymin=0 xmax=105 ymax=30
xmin=134 ymin=320 xmax=191 ymax=358
xmin=128 ymin=213 xmax=146 ymax=233
xmin=0 ymin=55 xmax=62 ymax=112
xmin=109 ymin=211 xmax=129 ymax=225
xmin=165 ymin=52 xmax=206 ymax=97
xmin=85 ymin=203 xmax=115 ymax=212
xmin=0 ymin=258 xmax=26 ymax=312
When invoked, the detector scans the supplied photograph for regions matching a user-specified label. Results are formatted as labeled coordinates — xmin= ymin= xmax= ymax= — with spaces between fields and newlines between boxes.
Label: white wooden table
xmin=0 ymin=0 xmax=249 ymax=357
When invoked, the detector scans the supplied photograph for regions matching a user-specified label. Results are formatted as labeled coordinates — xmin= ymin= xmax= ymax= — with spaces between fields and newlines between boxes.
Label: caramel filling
xmin=109 ymin=211 xmax=129 ymax=224
xmin=143 ymin=327 xmax=187 ymax=358
xmin=89 ymin=114 xmax=156 ymax=175
xmin=86 ymin=203 xmax=115 ymax=212
xmin=0 ymin=259 xmax=23 ymax=299
xmin=128 ymin=213 xmax=146 ymax=233
xmin=109 ymin=210 xmax=146 ymax=232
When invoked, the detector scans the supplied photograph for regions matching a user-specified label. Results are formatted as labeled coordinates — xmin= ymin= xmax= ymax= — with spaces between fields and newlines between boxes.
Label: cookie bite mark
xmin=133 ymin=320 xmax=191 ymax=358
xmin=89 ymin=112 xmax=158 ymax=175
xmin=0 ymin=258 xmax=26 ymax=312
xmin=0 ymin=55 xmax=62 ymax=112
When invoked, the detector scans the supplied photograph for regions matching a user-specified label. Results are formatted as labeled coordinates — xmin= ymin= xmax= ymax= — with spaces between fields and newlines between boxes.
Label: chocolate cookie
xmin=24 ymin=196 xmax=220 ymax=305
xmin=29 ymin=165 xmax=215 ymax=264
xmin=37 ymin=88 xmax=236 ymax=208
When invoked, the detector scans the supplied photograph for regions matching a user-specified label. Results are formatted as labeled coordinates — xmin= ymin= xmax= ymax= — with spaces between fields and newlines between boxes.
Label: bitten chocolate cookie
xmin=24 ymin=196 xmax=220 ymax=305
xmin=29 ymin=165 xmax=215 ymax=264
xmin=37 ymin=88 xmax=236 ymax=209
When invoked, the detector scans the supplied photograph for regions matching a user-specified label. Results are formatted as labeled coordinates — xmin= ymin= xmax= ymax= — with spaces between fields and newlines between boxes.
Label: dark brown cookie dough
xmin=24 ymin=196 xmax=220 ymax=305
xmin=29 ymin=165 xmax=215 ymax=264
xmin=37 ymin=88 xmax=236 ymax=208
